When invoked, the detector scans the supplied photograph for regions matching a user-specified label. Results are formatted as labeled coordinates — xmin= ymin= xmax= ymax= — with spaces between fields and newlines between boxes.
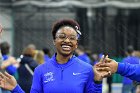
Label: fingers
xmin=95 ymin=66 xmax=112 ymax=78
xmin=99 ymin=55 xmax=104 ymax=63
xmin=101 ymin=71 xmax=112 ymax=77
xmin=0 ymin=80 xmax=4 ymax=88
xmin=95 ymin=62 xmax=110 ymax=67
xmin=104 ymin=55 xmax=109 ymax=63
xmin=105 ymin=55 xmax=108 ymax=59
xmin=4 ymin=72 xmax=12 ymax=79
xmin=97 ymin=63 xmax=110 ymax=67
xmin=0 ymin=72 xmax=5 ymax=79
xmin=99 ymin=55 xmax=109 ymax=63
xmin=97 ymin=67 xmax=111 ymax=72
xmin=0 ymin=76 xmax=6 ymax=89
xmin=108 ymin=71 xmax=111 ymax=75
xmin=105 ymin=58 xmax=112 ymax=63
xmin=0 ymin=72 xmax=12 ymax=80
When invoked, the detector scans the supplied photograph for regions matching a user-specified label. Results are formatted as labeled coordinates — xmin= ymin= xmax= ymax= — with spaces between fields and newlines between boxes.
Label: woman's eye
xmin=59 ymin=35 xmax=66 ymax=39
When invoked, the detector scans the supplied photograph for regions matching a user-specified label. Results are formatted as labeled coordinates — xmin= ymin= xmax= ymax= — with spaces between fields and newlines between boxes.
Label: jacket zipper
xmin=61 ymin=68 xmax=64 ymax=80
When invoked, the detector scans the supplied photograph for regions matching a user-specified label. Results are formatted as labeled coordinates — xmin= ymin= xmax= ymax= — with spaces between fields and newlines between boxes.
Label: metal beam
xmin=1 ymin=0 xmax=140 ymax=9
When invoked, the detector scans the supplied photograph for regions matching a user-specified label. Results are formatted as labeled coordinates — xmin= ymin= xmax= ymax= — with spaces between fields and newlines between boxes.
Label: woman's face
xmin=54 ymin=26 xmax=78 ymax=57
xmin=136 ymin=85 xmax=140 ymax=93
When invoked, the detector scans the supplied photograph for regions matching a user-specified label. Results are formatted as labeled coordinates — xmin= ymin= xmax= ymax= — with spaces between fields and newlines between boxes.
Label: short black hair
xmin=0 ymin=42 xmax=10 ymax=55
xmin=52 ymin=19 xmax=81 ymax=40
xmin=42 ymin=48 xmax=51 ymax=57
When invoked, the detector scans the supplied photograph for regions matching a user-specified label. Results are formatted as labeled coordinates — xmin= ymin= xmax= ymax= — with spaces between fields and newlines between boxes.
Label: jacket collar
xmin=50 ymin=53 xmax=76 ymax=69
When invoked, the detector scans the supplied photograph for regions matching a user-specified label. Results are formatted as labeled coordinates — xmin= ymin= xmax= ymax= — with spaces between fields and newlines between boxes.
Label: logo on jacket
xmin=44 ymin=72 xmax=54 ymax=83
xmin=73 ymin=72 xmax=81 ymax=75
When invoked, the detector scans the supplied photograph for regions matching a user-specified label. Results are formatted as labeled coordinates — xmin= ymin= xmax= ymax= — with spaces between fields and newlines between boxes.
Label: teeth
xmin=62 ymin=45 xmax=71 ymax=51
xmin=62 ymin=45 xmax=70 ymax=48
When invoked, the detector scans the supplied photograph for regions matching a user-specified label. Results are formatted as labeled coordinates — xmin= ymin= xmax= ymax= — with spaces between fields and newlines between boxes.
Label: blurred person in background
xmin=91 ymin=53 xmax=99 ymax=66
xmin=133 ymin=50 xmax=140 ymax=58
xmin=34 ymin=50 xmax=45 ymax=64
xmin=17 ymin=44 xmax=38 ymax=93
xmin=27 ymin=44 xmax=36 ymax=52
xmin=75 ymin=45 xmax=91 ymax=64
xmin=0 ymin=41 xmax=19 ymax=93
xmin=0 ymin=42 xmax=19 ymax=75
xmin=84 ymin=49 xmax=97 ymax=65
xmin=42 ymin=47 xmax=51 ymax=62
xmin=121 ymin=45 xmax=139 ymax=93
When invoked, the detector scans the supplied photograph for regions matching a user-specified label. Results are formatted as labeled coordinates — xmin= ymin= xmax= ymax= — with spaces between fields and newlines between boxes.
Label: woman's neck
xmin=56 ymin=54 xmax=72 ymax=64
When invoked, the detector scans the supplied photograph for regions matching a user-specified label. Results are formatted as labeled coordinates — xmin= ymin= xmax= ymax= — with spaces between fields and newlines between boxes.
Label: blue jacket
xmin=11 ymin=85 xmax=25 ymax=93
xmin=11 ymin=54 xmax=102 ymax=93
xmin=3 ymin=55 xmax=17 ymax=75
xmin=117 ymin=62 xmax=140 ymax=82
xmin=44 ymin=54 xmax=50 ymax=62
xmin=30 ymin=54 xmax=102 ymax=93
xmin=121 ymin=56 xmax=139 ymax=84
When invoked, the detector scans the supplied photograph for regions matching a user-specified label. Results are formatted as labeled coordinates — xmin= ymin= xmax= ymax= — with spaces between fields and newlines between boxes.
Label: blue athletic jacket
xmin=44 ymin=54 xmax=50 ymax=63
xmin=12 ymin=54 xmax=102 ymax=93
xmin=3 ymin=55 xmax=17 ymax=75
xmin=121 ymin=56 xmax=139 ymax=84
xmin=117 ymin=62 xmax=140 ymax=82
xmin=30 ymin=54 xmax=102 ymax=93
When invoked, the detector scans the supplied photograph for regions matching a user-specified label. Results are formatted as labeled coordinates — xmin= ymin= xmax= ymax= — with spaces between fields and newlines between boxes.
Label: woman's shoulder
xmin=74 ymin=57 xmax=92 ymax=68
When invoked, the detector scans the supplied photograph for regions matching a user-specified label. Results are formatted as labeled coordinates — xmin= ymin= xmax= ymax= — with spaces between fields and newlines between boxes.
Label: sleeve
xmin=30 ymin=66 xmax=43 ymax=93
xmin=117 ymin=63 xmax=140 ymax=82
xmin=11 ymin=84 xmax=25 ymax=93
xmin=6 ymin=65 xmax=17 ymax=75
xmin=121 ymin=58 xmax=127 ymax=63
xmin=85 ymin=67 xmax=102 ymax=93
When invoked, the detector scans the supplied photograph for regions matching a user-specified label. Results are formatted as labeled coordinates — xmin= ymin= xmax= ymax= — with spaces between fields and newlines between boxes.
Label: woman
xmin=17 ymin=44 xmax=38 ymax=93
xmin=0 ymin=19 xmax=109 ymax=93
xmin=30 ymin=19 xmax=102 ymax=93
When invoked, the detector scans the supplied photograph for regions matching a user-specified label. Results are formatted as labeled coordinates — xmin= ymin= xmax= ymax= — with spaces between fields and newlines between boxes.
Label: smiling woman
xmin=30 ymin=19 xmax=104 ymax=93
xmin=0 ymin=19 xmax=107 ymax=93
xmin=54 ymin=26 xmax=78 ymax=60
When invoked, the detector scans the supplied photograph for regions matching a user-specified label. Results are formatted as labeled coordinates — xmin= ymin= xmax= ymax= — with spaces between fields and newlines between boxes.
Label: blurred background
xmin=0 ymin=0 xmax=140 ymax=93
